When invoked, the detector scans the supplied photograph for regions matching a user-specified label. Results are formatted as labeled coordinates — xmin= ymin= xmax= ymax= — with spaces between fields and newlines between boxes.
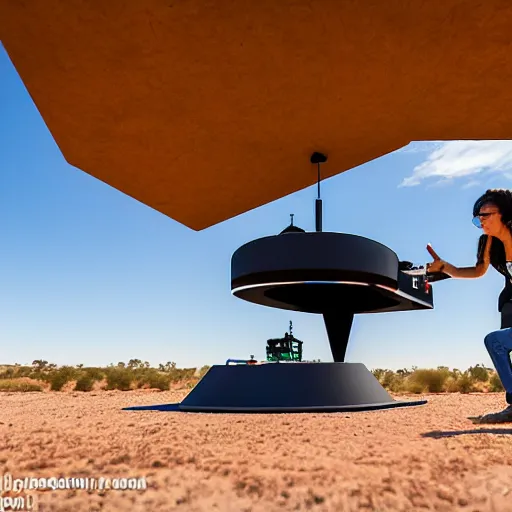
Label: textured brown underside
xmin=1 ymin=1 xmax=512 ymax=230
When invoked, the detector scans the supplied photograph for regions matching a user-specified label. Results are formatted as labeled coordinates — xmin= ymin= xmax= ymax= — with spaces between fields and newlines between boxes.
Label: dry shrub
xmin=454 ymin=371 xmax=476 ymax=393
xmin=489 ymin=372 xmax=505 ymax=392
xmin=404 ymin=368 xmax=450 ymax=393
xmin=405 ymin=380 xmax=425 ymax=394
xmin=0 ymin=379 xmax=43 ymax=392
xmin=373 ymin=366 xmax=488 ymax=394
xmin=82 ymin=367 xmax=105 ymax=381
xmin=168 ymin=368 xmax=197 ymax=383
xmin=444 ymin=376 xmax=461 ymax=393
xmin=3 ymin=362 xmax=503 ymax=396
xmin=133 ymin=368 xmax=171 ymax=391
xmin=49 ymin=366 xmax=79 ymax=391
xmin=104 ymin=367 xmax=135 ymax=391
xmin=198 ymin=365 xmax=211 ymax=378
xmin=375 ymin=369 xmax=405 ymax=392
xmin=0 ymin=366 xmax=37 ymax=380
xmin=74 ymin=367 xmax=106 ymax=391
xmin=74 ymin=375 xmax=95 ymax=392
xmin=145 ymin=373 xmax=170 ymax=391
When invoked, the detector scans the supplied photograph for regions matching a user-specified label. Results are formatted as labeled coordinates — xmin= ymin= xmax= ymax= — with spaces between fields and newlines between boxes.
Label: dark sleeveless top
xmin=497 ymin=262 xmax=512 ymax=311
xmin=476 ymin=236 xmax=512 ymax=312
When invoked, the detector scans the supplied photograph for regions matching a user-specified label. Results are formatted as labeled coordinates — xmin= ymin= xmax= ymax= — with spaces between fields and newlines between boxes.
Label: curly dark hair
xmin=474 ymin=189 xmax=512 ymax=275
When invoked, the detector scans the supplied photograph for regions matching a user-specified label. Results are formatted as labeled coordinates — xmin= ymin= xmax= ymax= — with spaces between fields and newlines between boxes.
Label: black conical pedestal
xmin=123 ymin=362 xmax=426 ymax=413
xmin=323 ymin=311 xmax=354 ymax=362
xmin=123 ymin=308 xmax=427 ymax=413
xmin=124 ymin=303 xmax=428 ymax=413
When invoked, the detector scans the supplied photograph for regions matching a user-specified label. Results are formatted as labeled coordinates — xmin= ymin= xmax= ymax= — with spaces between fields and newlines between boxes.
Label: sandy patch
xmin=1 ymin=390 xmax=512 ymax=511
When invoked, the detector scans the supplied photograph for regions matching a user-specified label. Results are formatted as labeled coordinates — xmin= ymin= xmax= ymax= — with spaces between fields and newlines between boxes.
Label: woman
xmin=427 ymin=189 xmax=512 ymax=423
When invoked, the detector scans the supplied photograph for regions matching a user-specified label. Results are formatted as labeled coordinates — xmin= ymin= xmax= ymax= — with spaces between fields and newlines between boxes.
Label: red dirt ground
xmin=2 ymin=389 xmax=512 ymax=511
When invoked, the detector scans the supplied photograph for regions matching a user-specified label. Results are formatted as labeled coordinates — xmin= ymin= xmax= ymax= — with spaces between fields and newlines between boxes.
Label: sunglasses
xmin=472 ymin=212 xmax=498 ymax=228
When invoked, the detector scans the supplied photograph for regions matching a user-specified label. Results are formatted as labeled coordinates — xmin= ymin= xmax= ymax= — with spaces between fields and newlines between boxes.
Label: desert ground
xmin=1 ymin=389 xmax=512 ymax=511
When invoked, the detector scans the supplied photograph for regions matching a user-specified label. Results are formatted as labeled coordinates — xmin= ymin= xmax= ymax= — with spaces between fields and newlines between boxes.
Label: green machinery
xmin=266 ymin=321 xmax=303 ymax=362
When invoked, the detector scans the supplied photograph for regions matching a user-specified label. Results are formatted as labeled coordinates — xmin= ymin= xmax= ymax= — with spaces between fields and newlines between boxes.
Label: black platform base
xmin=123 ymin=362 xmax=427 ymax=413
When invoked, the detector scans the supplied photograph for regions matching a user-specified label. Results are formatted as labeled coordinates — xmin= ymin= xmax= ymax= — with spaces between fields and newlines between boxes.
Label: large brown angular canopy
xmin=1 ymin=1 xmax=512 ymax=230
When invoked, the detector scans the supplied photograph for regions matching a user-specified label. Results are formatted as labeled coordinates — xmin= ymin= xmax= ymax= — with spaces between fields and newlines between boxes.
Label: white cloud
xmin=395 ymin=141 xmax=444 ymax=154
xmin=462 ymin=180 xmax=481 ymax=189
xmin=399 ymin=140 xmax=512 ymax=187
xmin=426 ymin=178 xmax=453 ymax=189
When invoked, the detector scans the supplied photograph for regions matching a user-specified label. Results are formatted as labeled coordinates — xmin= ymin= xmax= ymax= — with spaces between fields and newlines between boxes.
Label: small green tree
xmin=468 ymin=364 xmax=489 ymax=382
xmin=32 ymin=360 xmax=48 ymax=370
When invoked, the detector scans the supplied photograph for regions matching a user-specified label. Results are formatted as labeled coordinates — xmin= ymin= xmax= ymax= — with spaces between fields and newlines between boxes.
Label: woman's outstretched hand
xmin=425 ymin=236 xmax=492 ymax=280
xmin=426 ymin=244 xmax=447 ymax=273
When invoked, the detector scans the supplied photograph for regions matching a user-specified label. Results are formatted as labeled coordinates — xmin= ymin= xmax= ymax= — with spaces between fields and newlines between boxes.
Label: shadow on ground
xmin=122 ymin=403 xmax=180 ymax=411
xmin=422 ymin=428 xmax=512 ymax=438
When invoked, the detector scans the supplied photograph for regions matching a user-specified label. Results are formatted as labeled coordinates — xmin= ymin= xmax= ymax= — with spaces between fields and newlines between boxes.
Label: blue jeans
xmin=484 ymin=329 xmax=512 ymax=403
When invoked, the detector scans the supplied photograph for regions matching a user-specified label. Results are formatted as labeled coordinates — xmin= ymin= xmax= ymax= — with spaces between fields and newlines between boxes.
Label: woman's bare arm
xmin=443 ymin=236 xmax=492 ymax=278
xmin=444 ymin=263 xmax=486 ymax=278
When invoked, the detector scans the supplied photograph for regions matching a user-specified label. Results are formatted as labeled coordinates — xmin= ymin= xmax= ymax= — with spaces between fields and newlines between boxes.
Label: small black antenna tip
xmin=290 ymin=213 xmax=294 ymax=225
xmin=310 ymin=152 xmax=327 ymax=164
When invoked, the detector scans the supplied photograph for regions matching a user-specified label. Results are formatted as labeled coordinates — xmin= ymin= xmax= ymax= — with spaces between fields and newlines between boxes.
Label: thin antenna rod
xmin=310 ymin=152 xmax=327 ymax=232
xmin=315 ymin=162 xmax=322 ymax=232
xmin=317 ymin=163 xmax=321 ymax=199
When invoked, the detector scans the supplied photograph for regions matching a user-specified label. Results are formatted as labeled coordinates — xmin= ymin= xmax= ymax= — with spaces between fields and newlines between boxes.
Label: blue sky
xmin=2 ymin=44 xmax=512 ymax=372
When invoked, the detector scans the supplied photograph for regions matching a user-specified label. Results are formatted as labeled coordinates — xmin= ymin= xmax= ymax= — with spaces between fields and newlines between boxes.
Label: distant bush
xmin=489 ymin=372 xmax=505 ymax=392
xmin=456 ymin=371 xmax=476 ymax=393
xmin=27 ymin=370 xmax=50 ymax=382
xmin=372 ymin=365 xmax=495 ymax=394
xmin=198 ymin=365 xmax=211 ymax=378
xmin=82 ymin=367 xmax=105 ymax=381
xmin=74 ymin=375 xmax=95 ymax=392
xmin=104 ymin=367 xmax=134 ymax=391
xmin=169 ymin=368 xmax=197 ymax=383
xmin=49 ymin=366 xmax=78 ymax=391
xmin=142 ymin=371 xmax=171 ymax=391
xmin=468 ymin=364 xmax=490 ymax=382
xmin=379 ymin=370 xmax=404 ymax=392
xmin=0 ymin=379 xmax=43 ymax=392
xmin=371 ymin=368 xmax=386 ymax=382
xmin=131 ymin=368 xmax=170 ymax=390
xmin=0 ymin=367 xmax=16 ymax=379
xmin=444 ymin=376 xmax=461 ymax=393
xmin=405 ymin=368 xmax=450 ymax=393
xmin=0 ymin=366 xmax=37 ymax=380
xmin=0 ymin=361 xmax=506 ymax=396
